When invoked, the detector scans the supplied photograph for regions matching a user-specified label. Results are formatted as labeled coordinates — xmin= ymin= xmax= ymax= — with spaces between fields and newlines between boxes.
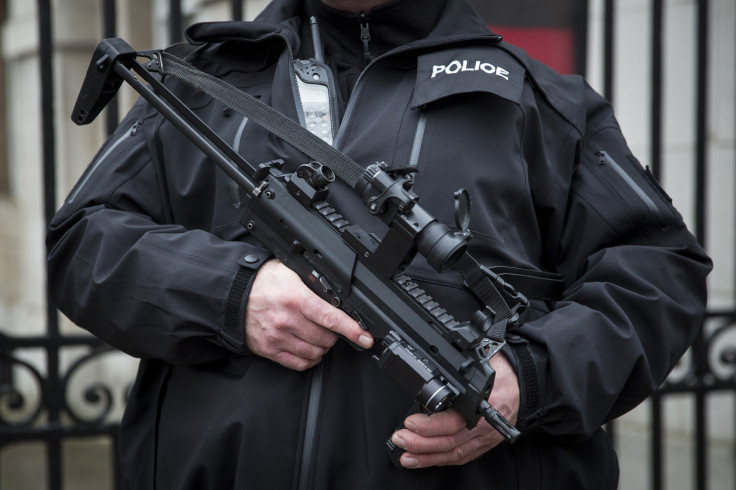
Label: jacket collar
xmin=185 ymin=0 xmax=499 ymax=53
xmin=304 ymin=0 xmax=448 ymax=60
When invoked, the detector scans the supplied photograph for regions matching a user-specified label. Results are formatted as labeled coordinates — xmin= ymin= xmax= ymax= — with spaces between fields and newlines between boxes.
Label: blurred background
xmin=0 ymin=0 xmax=734 ymax=488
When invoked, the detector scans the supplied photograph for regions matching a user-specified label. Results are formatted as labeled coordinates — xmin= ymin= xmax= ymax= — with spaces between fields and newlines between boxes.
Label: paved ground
xmin=616 ymin=421 xmax=734 ymax=490
xmin=1 ymin=437 xmax=114 ymax=490
xmin=1 ymin=422 xmax=733 ymax=489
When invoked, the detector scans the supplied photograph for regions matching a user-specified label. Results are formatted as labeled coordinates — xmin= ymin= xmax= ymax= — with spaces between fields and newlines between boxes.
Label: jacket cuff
xmin=505 ymin=334 xmax=542 ymax=430
xmin=221 ymin=251 xmax=271 ymax=353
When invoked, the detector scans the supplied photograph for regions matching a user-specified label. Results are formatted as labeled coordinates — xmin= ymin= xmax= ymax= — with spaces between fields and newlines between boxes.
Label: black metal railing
xmin=0 ymin=2 xmax=211 ymax=489
xmin=602 ymin=0 xmax=734 ymax=489
xmin=0 ymin=0 xmax=733 ymax=489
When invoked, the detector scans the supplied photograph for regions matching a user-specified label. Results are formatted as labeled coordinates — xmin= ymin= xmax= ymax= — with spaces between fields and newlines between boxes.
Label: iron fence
xmin=0 ymin=0 xmax=733 ymax=489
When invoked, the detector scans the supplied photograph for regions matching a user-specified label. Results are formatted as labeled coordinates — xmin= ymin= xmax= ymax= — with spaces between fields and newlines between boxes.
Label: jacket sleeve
xmin=46 ymin=99 xmax=270 ymax=366
xmin=510 ymin=85 xmax=712 ymax=438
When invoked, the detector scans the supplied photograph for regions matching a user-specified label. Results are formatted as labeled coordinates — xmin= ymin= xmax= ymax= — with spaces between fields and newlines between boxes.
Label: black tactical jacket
xmin=47 ymin=0 xmax=711 ymax=488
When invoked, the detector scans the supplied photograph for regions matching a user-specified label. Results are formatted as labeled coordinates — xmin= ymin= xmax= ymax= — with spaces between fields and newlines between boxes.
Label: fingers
xmin=298 ymin=291 xmax=373 ymax=349
xmin=391 ymin=411 xmax=469 ymax=460
xmin=270 ymin=349 xmax=322 ymax=373
xmin=392 ymin=432 xmax=488 ymax=468
xmin=391 ymin=410 xmax=505 ymax=468
xmin=389 ymin=355 xmax=520 ymax=469
xmin=389 ymin=354 xmax=520 ymax=469
xmin=245 ymin=259 xmax=373 ymax=370
xmin=260 ymin=322 xmax=337 ymax=371
xmin=403 ymin=410 xmax=466 ymax=437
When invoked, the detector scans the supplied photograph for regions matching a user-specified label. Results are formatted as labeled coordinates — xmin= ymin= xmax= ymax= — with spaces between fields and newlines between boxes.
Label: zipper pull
xmin=359 ymin=13 xmax=372 ymax=64
xmin=595 ymin=149 xmax=608 ymax=165
xmin=130 ymin=120 xmax=142 ymax=135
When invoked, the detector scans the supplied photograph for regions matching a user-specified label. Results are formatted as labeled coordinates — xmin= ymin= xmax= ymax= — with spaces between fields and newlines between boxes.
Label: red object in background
xmin=468 ymin=0 xmax=587 ymax=75
xmin=490 ymin=26 xmax=576 ymax=75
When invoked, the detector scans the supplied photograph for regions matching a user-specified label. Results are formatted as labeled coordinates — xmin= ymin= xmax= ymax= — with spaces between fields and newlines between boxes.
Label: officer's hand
xmin=245 ymin=259 xmax=374 ymax=371
xmin=390 ymin=353 xmax=519 ymax=468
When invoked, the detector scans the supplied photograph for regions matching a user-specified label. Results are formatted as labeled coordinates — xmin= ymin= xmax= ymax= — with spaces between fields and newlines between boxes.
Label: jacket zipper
xmin=67 ymin=121 xmax=142 ymax=203
xmin=297 ymin=361 xmax=324 ymax=490
xmin=359 ymin=13 xmax=372 ymax=64
xmin=596 ymin=149 xmax=661 ymax=218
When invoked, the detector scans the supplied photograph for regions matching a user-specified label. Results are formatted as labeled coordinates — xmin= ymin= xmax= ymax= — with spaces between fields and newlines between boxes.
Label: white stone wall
xmin=1 ymin=1 xmax=46 ymax=337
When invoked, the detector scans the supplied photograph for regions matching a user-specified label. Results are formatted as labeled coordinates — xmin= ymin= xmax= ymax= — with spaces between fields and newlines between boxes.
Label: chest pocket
xmin=574 ymin=126 xmax=684 ymax=237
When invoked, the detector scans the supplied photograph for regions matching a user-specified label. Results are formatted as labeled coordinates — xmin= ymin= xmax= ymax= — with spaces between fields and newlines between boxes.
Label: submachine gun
xmin=72 ymin=38 xmax=529 ymax=451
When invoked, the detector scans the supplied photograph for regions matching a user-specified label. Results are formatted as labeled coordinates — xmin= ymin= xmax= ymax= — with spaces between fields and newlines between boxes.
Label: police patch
xmin=412 ymin=47 xmax=525 ymax=108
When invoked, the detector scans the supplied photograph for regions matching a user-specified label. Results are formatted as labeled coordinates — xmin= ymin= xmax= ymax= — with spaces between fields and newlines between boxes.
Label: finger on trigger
xmin=302 ymin=294 xmax=374 ymax=349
